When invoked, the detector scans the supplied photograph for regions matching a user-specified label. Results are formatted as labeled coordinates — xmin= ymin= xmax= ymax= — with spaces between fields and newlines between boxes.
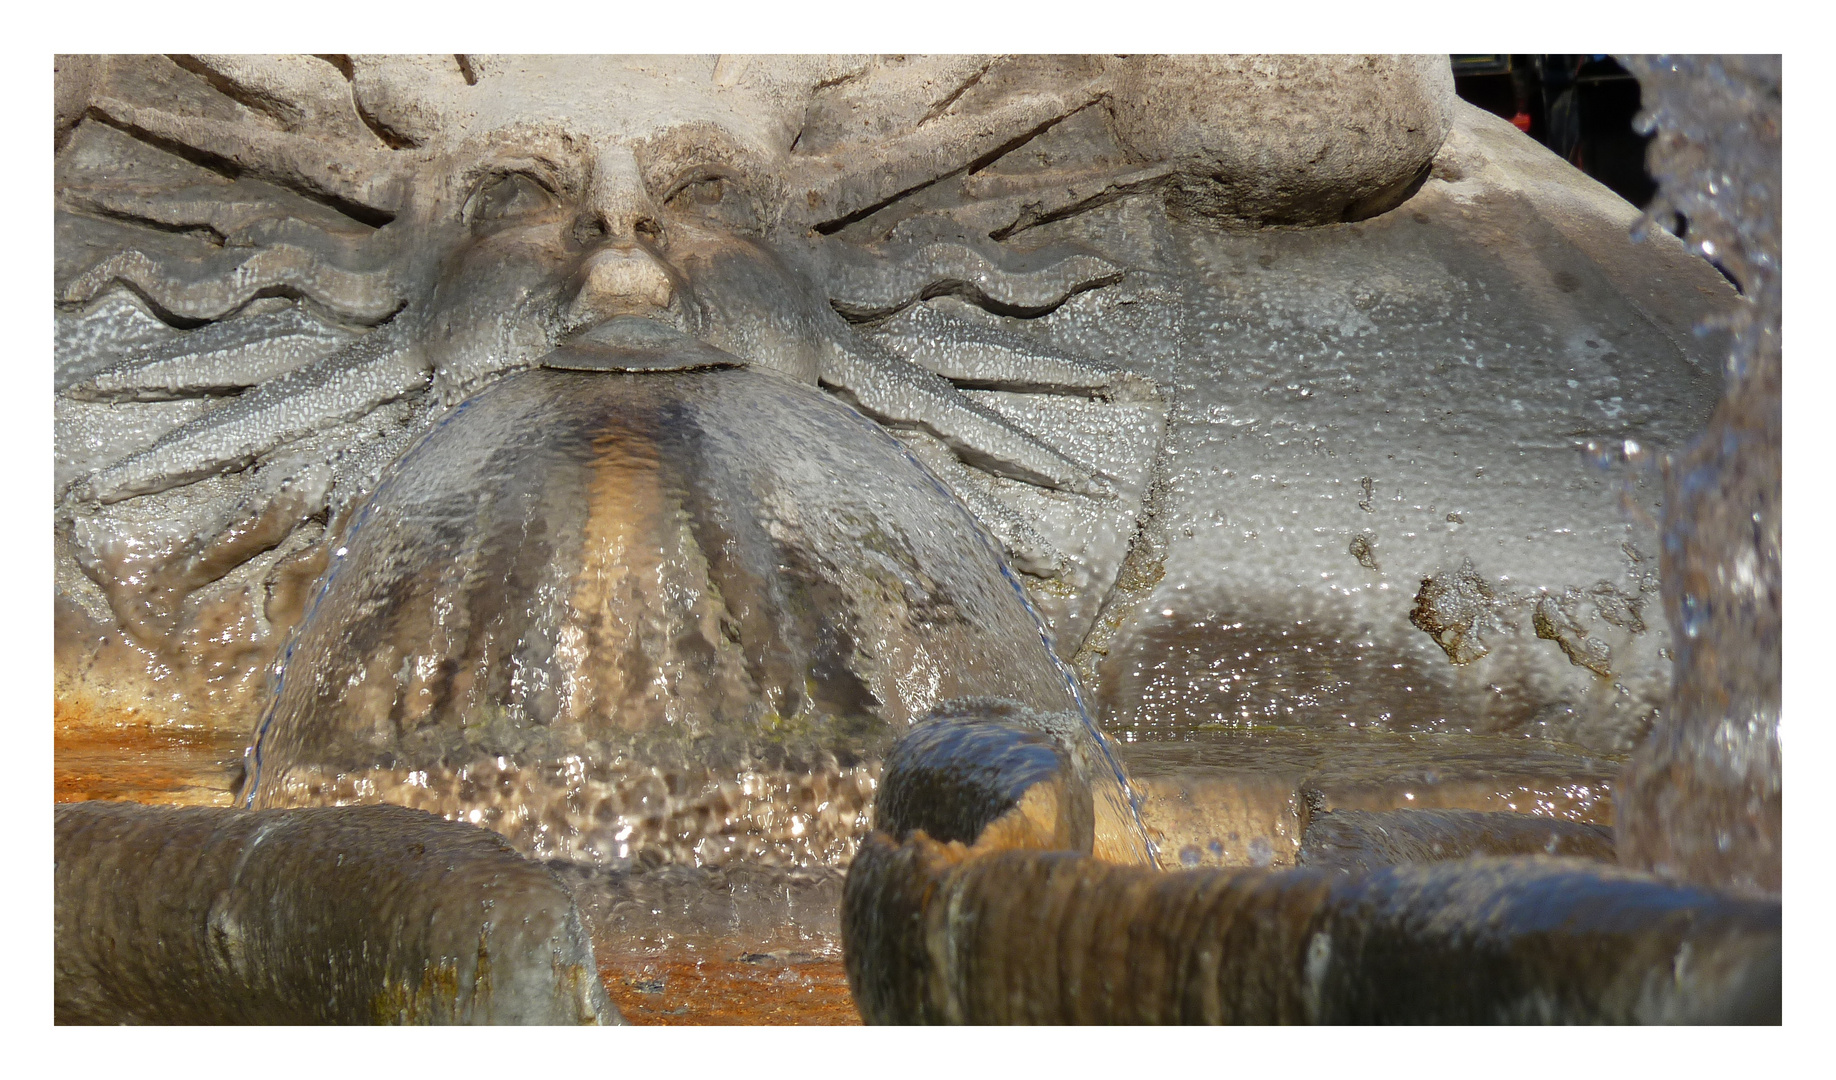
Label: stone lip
xmin=55 ymin=801 xmax=619 ymax=1025
xmin=543 ymin=316 xmax=744 ymax=373
xmin=874 ymin=714 xmax=1095 ymax=854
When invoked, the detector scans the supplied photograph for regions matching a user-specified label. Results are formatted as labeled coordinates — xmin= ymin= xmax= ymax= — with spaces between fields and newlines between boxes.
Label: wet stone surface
xmin=54 ymin=712 xmax=245 ymax=807
xmin=1297 ymin=807 xmax=1615 ymax=875
xmin=57 ymin=802 xmax=618 ymax=1025
xmin=1038 ymin=105 xmax=1736 ymax=765
xmin=601 ymin=954 xmax=858 ymax=1025
xmin=53 ymin=730 xmax=860 ymax=1023
xmin=1117 ymin=727 xmax=1619 ymax=870
xmin=844 ymin=699 xmax=1777 ymax=1026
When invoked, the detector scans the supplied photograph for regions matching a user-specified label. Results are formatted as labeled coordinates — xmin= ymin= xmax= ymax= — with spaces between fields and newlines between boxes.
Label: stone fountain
xmin=53 ymin=54 xmax=1779 ymax=1024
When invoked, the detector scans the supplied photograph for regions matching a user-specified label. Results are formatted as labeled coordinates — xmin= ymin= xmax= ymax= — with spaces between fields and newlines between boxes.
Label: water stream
xmin=1614 ymin=55 xmax=1781 ymax=895
xmin=242 ymin=364 xmax=1149 ymax=867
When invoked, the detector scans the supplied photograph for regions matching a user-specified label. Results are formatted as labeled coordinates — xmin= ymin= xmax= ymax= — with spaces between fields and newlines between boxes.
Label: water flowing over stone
xmin=53 ymin=53 xmax=1785 ymax=1024
xmin=843 ymin=704 xmax=1779 ymax=1025
xmin=246 ymin=366 xmax=1136 ymax=867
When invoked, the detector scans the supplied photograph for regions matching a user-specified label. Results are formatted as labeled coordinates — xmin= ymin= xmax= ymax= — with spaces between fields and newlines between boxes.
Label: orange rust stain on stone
xmin=600 ymin=953 xmax=861 ymax=1025
xmin=55 ymin=698 xmax=246 ymax=807
xmin=54 ymin=697 xmax=864 ymax=1022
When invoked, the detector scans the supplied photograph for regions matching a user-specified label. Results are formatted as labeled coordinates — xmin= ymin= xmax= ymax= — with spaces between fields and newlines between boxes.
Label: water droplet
xmin=1249 ymin=836 xmax=1274 ymax=867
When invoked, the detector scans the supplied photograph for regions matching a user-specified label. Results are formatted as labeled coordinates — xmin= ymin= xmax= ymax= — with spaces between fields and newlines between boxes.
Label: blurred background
xmin=1452 ymin=55 xmax=1657 ymax=209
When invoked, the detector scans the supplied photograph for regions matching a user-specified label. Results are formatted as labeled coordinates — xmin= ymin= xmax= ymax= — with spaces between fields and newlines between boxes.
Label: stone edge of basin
xmin=843 ymin=717 xmax=1781 ymax=1025
xmin=55 ymin=801 xmax=622 ymax=1025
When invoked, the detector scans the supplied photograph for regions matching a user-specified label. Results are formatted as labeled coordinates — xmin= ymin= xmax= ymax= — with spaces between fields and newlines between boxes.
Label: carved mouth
xmin=544 ymin=315 xmax=743 ymax=373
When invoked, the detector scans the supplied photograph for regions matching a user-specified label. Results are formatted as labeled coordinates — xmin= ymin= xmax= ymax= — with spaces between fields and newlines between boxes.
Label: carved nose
xmin=581 ymin=146 xmax=665 ymax=247
xmin=567 ymin=246 xmax=675 ymax=325
xmin=573 ymin=209 xmax=664 ymax=248
xmin=564 ymin=147 xmax=676 ymax=326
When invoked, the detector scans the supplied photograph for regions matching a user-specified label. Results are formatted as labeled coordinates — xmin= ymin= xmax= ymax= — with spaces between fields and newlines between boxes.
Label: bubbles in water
xmin=1248 ymin=836 xmax=1275 ymax=867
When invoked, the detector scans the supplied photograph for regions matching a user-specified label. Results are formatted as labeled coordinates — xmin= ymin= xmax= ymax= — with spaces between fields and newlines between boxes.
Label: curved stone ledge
xmin=844 ymin=835 xmax=1778 ymax=1024
xmin=876 ymin=712 xmax=1097 ymax=854
xmin=55 ymin=801 xmax=620 ymax=1024
xmin=843 ymin=716 xmax=1780 ymax=1025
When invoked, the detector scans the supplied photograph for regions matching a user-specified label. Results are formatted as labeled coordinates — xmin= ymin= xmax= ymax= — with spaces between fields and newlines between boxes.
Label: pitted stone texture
xmin=1109 ymin=55 xmax=1456 ymax=227
xmin=1023 ymin=97 xmax=1741 ymax=757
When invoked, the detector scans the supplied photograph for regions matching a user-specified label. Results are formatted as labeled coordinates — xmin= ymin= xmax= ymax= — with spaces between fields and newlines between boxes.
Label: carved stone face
xmin=421 ymin=178 xmax=837 ymax=395
xmin=392 ymin=61 xmax=825 ymax=395
xmin=62 ymin=54 xmax=1522 ymax=784
xmin=53 ymin=55 xmax=1164 ymax=741
xmin=58 ymin=55 xmax=1144 ymax=530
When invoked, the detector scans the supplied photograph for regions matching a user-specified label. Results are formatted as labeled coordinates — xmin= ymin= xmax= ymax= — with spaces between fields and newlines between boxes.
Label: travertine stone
xmin=1109 ymin=55 xmax=1456 ymax=226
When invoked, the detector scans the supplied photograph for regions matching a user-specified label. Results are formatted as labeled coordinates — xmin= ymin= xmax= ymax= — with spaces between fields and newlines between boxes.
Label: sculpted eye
xmin=660 ymin=168 xmax=762 ymax=233
xmin=665 ymin=176 xmax=728 ymax=211
xmin=465 ymin=172 xmax=558 ymax=224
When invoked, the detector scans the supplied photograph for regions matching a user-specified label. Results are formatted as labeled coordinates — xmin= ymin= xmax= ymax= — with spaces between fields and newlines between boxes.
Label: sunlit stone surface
xmin=246 ymin=365 xmax=1143 ymax=866
xmin=1030 ymin=102 xmax=1737 ymax=759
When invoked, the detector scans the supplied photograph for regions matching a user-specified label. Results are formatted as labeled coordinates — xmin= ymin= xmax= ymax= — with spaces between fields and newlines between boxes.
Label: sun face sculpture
xmin=58 ymin=54 xmax=1461 ymax=694
xmin=56 ymin=56 xmax=1167 ymax=648
xmin=51 ymin=58 xmax=1783 ymax=1027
